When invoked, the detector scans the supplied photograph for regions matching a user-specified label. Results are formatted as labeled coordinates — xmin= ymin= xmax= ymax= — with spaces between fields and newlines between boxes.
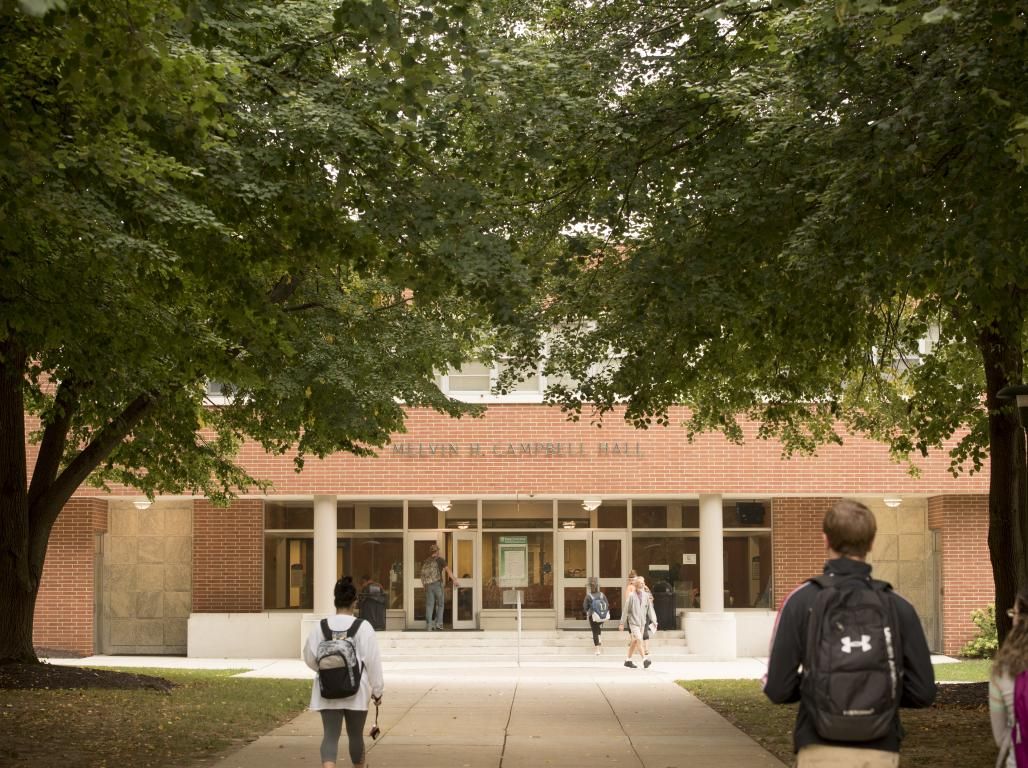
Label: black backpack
xmin=802 ymin=574 xmax=903 ymax=742
xmin=315 ymin=618 xmax=365 ymax=699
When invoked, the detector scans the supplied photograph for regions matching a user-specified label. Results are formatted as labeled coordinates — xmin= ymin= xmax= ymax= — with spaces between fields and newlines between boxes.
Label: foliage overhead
xmin=0 ymin=0 xmax=558 ymax=508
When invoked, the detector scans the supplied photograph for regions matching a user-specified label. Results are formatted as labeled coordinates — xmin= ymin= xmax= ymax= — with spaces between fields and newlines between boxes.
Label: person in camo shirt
xmin=421 ymin=543 xmax=459 ymax=631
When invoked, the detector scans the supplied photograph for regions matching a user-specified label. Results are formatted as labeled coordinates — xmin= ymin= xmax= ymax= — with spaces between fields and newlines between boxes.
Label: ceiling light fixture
xmin=456 ymin=521 xmax=470 ymax=530
xmin=132 ymin=500 xmax=152 ymax=510
xmin=582 ymin=498 xmax=602 ymax=512
xmin=432 ymin=499 xmax=452 ymax=513
xmin=883 ymin=496 xmax=902 ymax=508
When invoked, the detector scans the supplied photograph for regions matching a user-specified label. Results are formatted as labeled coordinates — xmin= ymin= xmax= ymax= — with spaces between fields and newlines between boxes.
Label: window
xmin=482 ymin=500 xmax=552 ymax=529
xmin=447 ymin=361 xmax=492 ymax=391
xmin=337 ymin=533 xmax=404 ymax=609
xmin=442 ymin=360 xmax=545 ymax=402
xmin=481 ymin=532 xmax=554 ymax=609
xmin=265 ymin=501 xmax=315 ymax=609
xmin=724 ymin=534 xmax=772 ymax=608
xmin=632 ymin=533 xmax=700 ymax=610
xmin=724 ymin=501 xmax=770 ymax=528
xmin=597 ymin=502 xmax=627 ymax=528
xmin=264 ymin=535 xmax=313 ymax=609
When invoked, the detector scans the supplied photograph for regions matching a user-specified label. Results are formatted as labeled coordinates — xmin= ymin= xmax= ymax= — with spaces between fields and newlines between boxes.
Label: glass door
xmin=556 ymin=530 xmax=591 ymax=628
xmin=594 ymin=532 xmax=627 ymax=623
xmin=451 ymin=531 xmax=477 ymax=629
xmin=405 ymin=531 xmax=443 ymax=629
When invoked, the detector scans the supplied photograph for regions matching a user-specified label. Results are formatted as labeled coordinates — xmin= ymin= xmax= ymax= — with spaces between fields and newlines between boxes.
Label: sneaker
xmin=624 ymin=660 xmax=637 ymax=668
xmin=594 ymin=648 xmax=601 ymax=656
xmin=643 ymin=659 xmax=652 ymax=668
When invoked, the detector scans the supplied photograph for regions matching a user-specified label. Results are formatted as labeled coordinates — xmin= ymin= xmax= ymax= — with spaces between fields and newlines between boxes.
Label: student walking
xmin=620 ymin=575 xmax=657 ymax=668
xmin=583 ymin=577 xmax=610 ymax=655
xmin=990 ymin=587 xmax=1028 ymax=767
xmin=303 ymin=577 xmax=385 ymax=768
xmin=764 ymin=499 xmax=935 ymax=767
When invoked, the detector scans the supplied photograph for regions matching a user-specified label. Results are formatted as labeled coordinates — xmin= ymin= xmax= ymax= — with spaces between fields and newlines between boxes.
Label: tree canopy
xmin=0 ymin=0 xmax=556 ymax=662
xmin=506 ymin=0 xmax=1027 ymax=634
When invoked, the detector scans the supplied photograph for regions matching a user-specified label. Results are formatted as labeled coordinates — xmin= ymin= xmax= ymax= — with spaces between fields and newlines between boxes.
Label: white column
xmin=313 ymin=495 xmax=337 ymax=615
xmin=699 ymin=493 xmax=724 ymax=612
xmin=685 ymin=493 xmax=737 ymax=658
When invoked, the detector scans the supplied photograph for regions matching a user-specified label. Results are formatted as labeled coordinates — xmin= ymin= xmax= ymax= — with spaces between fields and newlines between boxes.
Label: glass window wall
xmin=482 ymin=532 xmax=554 ymax=609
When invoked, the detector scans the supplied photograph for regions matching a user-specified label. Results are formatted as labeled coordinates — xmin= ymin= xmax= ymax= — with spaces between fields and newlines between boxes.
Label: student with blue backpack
xmin=764 ymin=499 xmax=935 ymax=767
xmin=303 ymin=577 xmax=385 ymax=768
xmin=583 ymin=577 xmax=610 ymax=655
xmin=991 ymin=588 xmax=1028 ymax=767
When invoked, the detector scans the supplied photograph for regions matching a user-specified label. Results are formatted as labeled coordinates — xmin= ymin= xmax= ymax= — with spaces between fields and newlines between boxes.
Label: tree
xmin=0 ymin=0 xmax=547 ymax=663
xmin=507 ymin=0 xmax=1027 ymax=636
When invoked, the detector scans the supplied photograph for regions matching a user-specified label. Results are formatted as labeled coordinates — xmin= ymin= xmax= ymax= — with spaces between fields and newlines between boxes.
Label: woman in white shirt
xmin=303 ymin=577 xmax=385 ymax=768
xmin=990 ymin=589 xmax=1028 ymax=768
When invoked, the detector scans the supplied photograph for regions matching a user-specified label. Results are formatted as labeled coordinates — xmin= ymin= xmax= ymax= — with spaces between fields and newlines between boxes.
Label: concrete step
xmin=373 ymin=630 xmax=690 ymax=662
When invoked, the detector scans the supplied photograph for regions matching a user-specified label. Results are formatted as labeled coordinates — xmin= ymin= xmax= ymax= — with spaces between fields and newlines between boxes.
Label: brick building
xmin=33 ymin=401 xmax=993 ymax=659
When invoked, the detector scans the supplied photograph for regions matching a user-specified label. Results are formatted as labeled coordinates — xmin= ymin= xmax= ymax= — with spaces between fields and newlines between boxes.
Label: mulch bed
xmin=0 ymin=663 xmax=175 ymax=692
xmin=933 ymin=681 xmax=988 ymax=710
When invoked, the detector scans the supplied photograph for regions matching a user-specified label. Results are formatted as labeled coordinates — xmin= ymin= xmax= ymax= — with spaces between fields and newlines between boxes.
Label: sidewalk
xmin=219 ymin=663 xmax=785 ymax=768
xmin=51 ymin=655 xmax=787 ymax=767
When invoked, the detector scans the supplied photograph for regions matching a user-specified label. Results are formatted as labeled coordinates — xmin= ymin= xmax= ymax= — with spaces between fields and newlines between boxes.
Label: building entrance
xmin=555 ymin=531 xmax=627 ymax=628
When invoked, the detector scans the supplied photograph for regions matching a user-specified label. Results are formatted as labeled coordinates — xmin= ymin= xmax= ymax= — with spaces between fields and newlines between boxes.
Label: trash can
xmin=651 ymin=581 xmax=676 ymax=630
xmin=358 ymin=589 xmax=387 ymax=631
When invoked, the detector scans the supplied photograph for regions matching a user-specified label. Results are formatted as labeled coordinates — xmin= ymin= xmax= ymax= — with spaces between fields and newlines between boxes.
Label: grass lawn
xmin=0 ymin=668 xmax=311 ymax=767
xmin=934 ymin=659 xmax=992 ymax=682
xmin=680 ymin=679 xmax=993 ymax=768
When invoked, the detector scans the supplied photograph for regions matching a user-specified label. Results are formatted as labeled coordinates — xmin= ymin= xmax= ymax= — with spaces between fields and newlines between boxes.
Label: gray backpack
xmin=316 ymin=618 xmax=365 ymax=699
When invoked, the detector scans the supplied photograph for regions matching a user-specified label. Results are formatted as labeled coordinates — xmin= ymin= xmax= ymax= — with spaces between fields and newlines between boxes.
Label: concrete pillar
xmin=313 ymin=495 xmax=337 ymax=615
xmin=699 ymin=493 xmax=724 ymax=612
xmin=685 ymin=493 xmax=737 ymax=658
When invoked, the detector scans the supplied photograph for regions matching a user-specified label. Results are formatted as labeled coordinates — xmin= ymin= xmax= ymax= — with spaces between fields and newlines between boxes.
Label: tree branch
xmin=26 ymin=376 xmax=80 ymax=512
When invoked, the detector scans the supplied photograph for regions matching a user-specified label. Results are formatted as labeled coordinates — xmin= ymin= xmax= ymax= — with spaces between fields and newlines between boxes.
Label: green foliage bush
xmin=960 ymin=604 xmax=998 ymax=659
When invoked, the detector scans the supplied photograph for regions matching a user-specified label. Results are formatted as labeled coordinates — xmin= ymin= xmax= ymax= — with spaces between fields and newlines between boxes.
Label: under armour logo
xmin=840 ymin=635 xmax=872 ymax=653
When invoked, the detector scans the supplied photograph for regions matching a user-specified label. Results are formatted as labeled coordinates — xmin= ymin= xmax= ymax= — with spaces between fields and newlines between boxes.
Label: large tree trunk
xmin=0 ymin=339 xmax=36 ymax=663
xmin=980 ymin=317 xmax=1027 ymax=644
xmin=0 ymin=558 xmax=39 ymax=664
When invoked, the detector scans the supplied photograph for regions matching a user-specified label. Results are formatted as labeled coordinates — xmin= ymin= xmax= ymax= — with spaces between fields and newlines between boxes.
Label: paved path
xmin=208 ymin=665 xmax=787 ymax=768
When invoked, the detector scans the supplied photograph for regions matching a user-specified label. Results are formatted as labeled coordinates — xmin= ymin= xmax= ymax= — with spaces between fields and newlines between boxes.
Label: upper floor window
xmin=441 ymin=361 xmax=547 ymax=403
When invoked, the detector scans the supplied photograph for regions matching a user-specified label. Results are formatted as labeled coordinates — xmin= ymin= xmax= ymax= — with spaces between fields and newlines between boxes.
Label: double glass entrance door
xmin=556 ymin=531 xmax=627 ymax=628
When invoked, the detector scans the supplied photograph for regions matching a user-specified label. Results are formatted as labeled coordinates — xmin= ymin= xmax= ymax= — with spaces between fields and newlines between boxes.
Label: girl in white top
xmin=303 ymin=577 xmax=385 ymax=768
xmin=990 ymin=588 xmax=1028 ymax=768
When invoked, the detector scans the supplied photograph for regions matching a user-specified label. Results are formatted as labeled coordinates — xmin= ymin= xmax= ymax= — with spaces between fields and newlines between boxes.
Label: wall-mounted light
xmin=456 ymin=521 xmax=470 ymax=530
xmin=132 ymin=500 xmax=152 ymax=510
xmin=432 ymin=499 xmax=451 ymax=513
xmin=561 ymin=520 xmax=576 ymax=529
xmin=582 ymin=498 xmax=602 ymax=512
xmin=883 ymin=496 xmax=902 ymax=508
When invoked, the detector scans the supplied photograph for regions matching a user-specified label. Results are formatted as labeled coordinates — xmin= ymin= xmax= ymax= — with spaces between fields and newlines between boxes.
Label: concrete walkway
xmin=52 ymin=654 xmax=787 ymax=766
xmin=210 ymin=664 xmax=786 ymax=768
xmin=48 ymin=653 xmax=960 ymax=767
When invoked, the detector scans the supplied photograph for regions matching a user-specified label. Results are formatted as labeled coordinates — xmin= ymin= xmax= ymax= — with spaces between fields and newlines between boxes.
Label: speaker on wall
xmin=736 ymin=502 xmax=766 ymax=525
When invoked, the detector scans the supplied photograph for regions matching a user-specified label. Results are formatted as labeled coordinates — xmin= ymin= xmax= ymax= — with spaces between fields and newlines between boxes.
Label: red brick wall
xmin=928 ymin=495 xmax=993 ymax=655
xmin=191 ymin=499 xmax=263 ymax=612
xmin=33 ymin=498 xmax=108 ymax=656
xmin=76 ymin=406 xmax=989 ymax=498
xmin=771 ymin=497 xmax=839 ymax=609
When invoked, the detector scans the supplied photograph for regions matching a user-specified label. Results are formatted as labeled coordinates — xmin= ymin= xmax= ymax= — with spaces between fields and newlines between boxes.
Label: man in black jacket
xmin=764 ymin=499 xmax=936 ymax=767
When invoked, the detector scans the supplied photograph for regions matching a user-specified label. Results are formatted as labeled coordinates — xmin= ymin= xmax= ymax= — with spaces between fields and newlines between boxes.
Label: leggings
xmin=588 ymin=618 xmax=603 ymax=646
xmin=319 ymin=708 xmax=368 ymax=765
